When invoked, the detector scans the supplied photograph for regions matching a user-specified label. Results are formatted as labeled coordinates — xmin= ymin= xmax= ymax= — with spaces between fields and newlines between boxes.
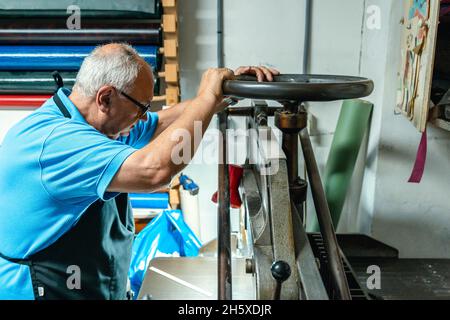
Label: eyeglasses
xmin=119 ymin=90 xmax=151 ymax=118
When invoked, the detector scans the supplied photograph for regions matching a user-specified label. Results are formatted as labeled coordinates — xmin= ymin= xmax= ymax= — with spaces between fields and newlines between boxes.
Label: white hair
xmin=73 ymin=43 xmax=144 ymax=97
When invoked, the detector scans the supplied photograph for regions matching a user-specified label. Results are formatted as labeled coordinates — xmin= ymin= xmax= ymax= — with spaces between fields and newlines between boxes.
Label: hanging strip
xmin=408 ymin=128 xmax=428 ymax=183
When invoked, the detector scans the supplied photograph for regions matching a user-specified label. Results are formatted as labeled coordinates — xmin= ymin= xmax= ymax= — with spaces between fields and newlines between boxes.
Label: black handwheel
xmin=223 ymin=74 xmax=374 ymax=102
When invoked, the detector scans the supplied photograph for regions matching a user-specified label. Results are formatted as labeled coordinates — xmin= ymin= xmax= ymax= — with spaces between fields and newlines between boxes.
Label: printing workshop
xmin=0 ymin=0 xmax=450 ymax=301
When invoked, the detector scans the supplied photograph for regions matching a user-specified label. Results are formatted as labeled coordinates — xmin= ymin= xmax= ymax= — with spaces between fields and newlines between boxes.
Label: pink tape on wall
xmin=408 ymin=129 xmax=427 ymax=183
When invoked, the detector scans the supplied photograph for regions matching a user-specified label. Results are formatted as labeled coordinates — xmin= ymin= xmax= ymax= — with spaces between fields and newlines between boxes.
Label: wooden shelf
xmin=160 ymin=0 xmax=180 ymax=106
xmin=152 ymin=95 xmax=167 ymax=102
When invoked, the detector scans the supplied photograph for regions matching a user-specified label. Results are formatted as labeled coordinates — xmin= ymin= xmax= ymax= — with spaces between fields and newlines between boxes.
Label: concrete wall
xmin=305 ymin=0 xmax=450 ymax=258
xmin=361 ymin=0 xmax=450 ymax=258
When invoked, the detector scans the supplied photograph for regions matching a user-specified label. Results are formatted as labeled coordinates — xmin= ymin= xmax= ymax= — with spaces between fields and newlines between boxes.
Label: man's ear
xmin=96 ymin=86 xmax=114 ymax=113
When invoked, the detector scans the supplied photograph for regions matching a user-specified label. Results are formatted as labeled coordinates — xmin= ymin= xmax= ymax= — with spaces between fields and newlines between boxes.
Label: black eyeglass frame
xmin=119 ymin=90 xmax=151 ymax=118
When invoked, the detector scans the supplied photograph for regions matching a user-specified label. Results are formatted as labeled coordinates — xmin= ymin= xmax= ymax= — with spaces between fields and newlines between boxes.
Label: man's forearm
xmin=107 ymin=68 xmax=235 ymax=193
xmin=143 ymin=96 xmax=216 ymax=178
xmin=152 ymin=99 xmax=193 ymax=138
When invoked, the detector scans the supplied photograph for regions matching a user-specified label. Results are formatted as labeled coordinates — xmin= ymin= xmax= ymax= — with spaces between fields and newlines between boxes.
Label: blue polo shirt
xmin=0 ymin=88 xmax=159 ymax=299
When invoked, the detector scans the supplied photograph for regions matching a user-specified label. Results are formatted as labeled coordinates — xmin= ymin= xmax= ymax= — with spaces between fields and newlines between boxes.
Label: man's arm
xmin=152 ymin=99 xmax=192 ymax=139
xmin=107 ymin=68 xmax=235 ymax=193
xmin=151 ymin=66 xmax=279 ymax=139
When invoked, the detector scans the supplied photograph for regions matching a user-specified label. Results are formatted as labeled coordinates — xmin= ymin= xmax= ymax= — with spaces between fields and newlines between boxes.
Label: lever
xmin=271 ymin=260 xmax=291 ymax=300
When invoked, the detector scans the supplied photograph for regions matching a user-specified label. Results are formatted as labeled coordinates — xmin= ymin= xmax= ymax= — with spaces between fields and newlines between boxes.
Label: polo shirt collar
xmin=55 ymin=88 xmax=88 ymax=124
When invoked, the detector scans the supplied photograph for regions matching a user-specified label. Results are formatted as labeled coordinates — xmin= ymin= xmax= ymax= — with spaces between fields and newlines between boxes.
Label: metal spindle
xmin=217 ymin=111 xmax=232 ymax=300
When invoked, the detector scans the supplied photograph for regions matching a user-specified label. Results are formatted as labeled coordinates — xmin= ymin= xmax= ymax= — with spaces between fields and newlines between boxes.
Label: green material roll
xmin=0 ymin=71 xmax=77 ymax=94
xmin=310 ymin=99 xmax=373 ymax=232
xmin=0 ymin=71 xmax=160 ymax=95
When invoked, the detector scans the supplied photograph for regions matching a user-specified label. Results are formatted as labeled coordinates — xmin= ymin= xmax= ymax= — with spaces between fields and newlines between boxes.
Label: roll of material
xmin=310 ymin=99 xmax=373 ymax=232
xmin=129 ymin=193 xmax=169 ymax=209
xmin=180 ymin=188 xmax=201 ymax=240
xmin=0 ymin=71 xmax=161 ymax=95
xmin=0 ymin=22 xmax=162 ymax=45
xmin=0 ymin=95 xmax=51 ymax=108
xmin=0 ymin=45 xmax=160 ymax=71
xmin=0 ymin=0 xmax=161 ymax=19
xmin=0 ymin=71 xmax=76 ymax=94
xmin=0 ymin=10 xmax=161 ymax=20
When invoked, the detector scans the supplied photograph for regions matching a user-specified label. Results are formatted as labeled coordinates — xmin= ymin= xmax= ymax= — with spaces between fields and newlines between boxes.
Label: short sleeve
xmin=119 ymin=111 xmax=159 ymax=149
xmin=40 ymin=122 xmax=137 ymax=206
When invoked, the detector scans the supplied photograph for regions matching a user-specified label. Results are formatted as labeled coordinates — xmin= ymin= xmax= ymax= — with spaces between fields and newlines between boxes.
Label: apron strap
xmin=53 ymin=92 xmax=72 ymax=119
xmin=52 ymin=71 xmax=64 ymax=93
xmin=0 ymin=251 xmax=32 ymax=266
xmin=51 ymin=71 xmax=72 ymax=119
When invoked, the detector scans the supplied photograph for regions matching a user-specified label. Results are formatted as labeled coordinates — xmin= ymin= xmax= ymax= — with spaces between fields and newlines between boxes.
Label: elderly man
xmin=0 ymin=43 xmax=278 ymax=300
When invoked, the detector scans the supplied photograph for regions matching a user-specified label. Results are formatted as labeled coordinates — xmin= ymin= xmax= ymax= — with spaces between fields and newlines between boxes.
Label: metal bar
xmin=226 ymin=107 xmax=254 ymax=117
xmin=217 ymin=0 xmax=224 ymax=68
xmin=282 ymin=132 xmax=298 ymax=184
xmin=299 ymin=129 xmax=351 ymax=300
xmin=266 ymin=160 xmax=300 ymax=299
xmin=290 ymin=203 xmax=329 ymax=300
xmin=226 ymin=106 xmax=284 ymax=117
xmin=217 ymin=111 xmax=232 ymax=300
xmin=302 ymin=0 xmax=312 ymax=74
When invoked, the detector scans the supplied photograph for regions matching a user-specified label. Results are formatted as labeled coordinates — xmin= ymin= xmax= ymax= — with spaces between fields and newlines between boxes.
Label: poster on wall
xmin=396 ymin=0 xmax=441 ymax=132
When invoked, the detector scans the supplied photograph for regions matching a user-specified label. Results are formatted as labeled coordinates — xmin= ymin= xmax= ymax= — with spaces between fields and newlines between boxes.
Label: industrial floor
xmin=351 ymin=258 xmax=450 ymax=300
xmin=337 ymin=234 xmax=450 ymax=300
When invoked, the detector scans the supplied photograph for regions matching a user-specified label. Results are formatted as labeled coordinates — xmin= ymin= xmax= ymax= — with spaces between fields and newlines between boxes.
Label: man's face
xmin=104 ymin=65 xmax=154 ymax=140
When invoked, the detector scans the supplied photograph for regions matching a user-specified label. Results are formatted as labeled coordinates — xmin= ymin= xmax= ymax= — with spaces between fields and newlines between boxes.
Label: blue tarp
xmin=128 ymin=210 xmax=202 ymax=296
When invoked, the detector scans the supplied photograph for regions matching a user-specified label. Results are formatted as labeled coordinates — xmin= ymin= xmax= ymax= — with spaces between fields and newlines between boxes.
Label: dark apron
xmin=0 ymin=93 xmax=135 ymax=300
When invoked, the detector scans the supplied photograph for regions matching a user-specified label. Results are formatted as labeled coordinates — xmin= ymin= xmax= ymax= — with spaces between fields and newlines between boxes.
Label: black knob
xmin=271 ymin=260 xmax=291 ymax=283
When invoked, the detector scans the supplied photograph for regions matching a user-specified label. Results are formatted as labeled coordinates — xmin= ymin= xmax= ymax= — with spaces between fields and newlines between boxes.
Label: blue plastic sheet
xmin=0 ymin=45 xmax=159 ymax=71
xmin=129 ymin=193 xmax=169 ymax=209
xmin=128 ymin=210 xmax=202 ymax=296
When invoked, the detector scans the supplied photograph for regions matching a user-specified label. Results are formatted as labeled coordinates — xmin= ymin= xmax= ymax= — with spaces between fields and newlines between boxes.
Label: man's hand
xmin=197 ymin=66 xmax=279 ymax=114
xmin=234 ymin=66 xmax=280 ymax=82
xmin=197 ymin=68 xmax=235 ymax=107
